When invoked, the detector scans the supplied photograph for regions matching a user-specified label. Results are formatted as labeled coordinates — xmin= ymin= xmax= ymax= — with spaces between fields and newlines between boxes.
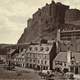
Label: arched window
xmin=45 ymin=47 xmax=49 ymax=51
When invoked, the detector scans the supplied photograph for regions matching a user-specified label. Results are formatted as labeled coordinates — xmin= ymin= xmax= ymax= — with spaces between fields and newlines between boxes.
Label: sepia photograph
xmin=0 ymin=0 xmax=80 ymax=80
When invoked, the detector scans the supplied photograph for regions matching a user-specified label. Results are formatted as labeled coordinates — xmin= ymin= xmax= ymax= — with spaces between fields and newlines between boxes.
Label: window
xmin=41 ymin=60 xmax=43 ymax=64
xmin=20 ymin=58 xmax=21 ymax=61
xmin=33 ymin=54 xmax=35 ymax=58
xmin=28 ymin=53 xmax=30 ymax=57
xmin=27 ymin=53 xmax=29 ymax=57
xmin=38 ymin=54 xmax=41 ymax=58
xmin=38 ymin=12 xmax=41 ymax=16
xmin=50 ymin=17 xmax=53 ymax=22
xmin=38 ymin=60 xmax=40 ymax=64
xmin=21 ymin=58 xmax=23 ymax=61
xmin=26 ymin=58 xmax=28 ymax=61
xmin=33 ymin=60 xmax=35 ymax=62
xmin=55 ymin=61 xmax=58 ymax=65
xmin=30 ymin=53 xmax=32 ymax=56
xmin=45 ymin=55 xmax=48 ymax=59
xmin=40 ymin=47 xmax=44 ymax=51
xmin=30 ymin=59 xmax=32 ymax=62
xmin=18 ymin=58 xmax=20 ymax=61
xmin=55 ymin=61 xmax=62 ymax=65
xmin=45 ymin=20 xmax=48 ymax=24
xmin=59 ymin=62 xmax=62 ymax=65
xmin=29 ymin=47 xmax=32 ymax=51
xmin=21 ymin=48 xmax=23 ymax=52
xmin=22 ymin=54 xmax=24 ymax=56
xmin=64 ymin=63 xmax=66 ymax=66
xmin=45 ymin=55 xmax=47 ymax=59
xmin=45 ymin=61 xmax=47 ymax=64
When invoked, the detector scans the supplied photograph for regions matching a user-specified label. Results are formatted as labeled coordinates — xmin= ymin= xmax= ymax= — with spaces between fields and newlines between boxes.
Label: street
xmin=0 ymin=70 xmax=39 ymax=80
xmin=0 ymin=66 xmax=79 ymax=80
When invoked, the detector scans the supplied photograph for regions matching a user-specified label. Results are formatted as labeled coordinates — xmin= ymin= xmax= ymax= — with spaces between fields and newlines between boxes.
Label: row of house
xmin=7 ymin=39 xmax=57 ymax=70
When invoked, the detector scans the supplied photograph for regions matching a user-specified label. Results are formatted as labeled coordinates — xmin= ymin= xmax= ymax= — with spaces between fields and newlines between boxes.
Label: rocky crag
xmin=18 ymin=1 xmax=80 ymax=44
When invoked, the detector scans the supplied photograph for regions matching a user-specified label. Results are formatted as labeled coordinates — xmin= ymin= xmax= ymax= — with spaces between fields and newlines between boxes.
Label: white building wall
xmin=67 ymin=51 xmax=71 ymax=65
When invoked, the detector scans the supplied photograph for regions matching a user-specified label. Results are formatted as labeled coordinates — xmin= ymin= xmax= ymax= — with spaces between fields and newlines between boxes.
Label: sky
xmin=0 ymin=0 xmax=80 ymax=44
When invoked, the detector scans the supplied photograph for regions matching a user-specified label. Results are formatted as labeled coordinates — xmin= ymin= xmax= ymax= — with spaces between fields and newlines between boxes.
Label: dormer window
xmin=22 ymin=54 xmax=24 ymax=56
xmin=46 ymin=47 xmax=49 ymax=51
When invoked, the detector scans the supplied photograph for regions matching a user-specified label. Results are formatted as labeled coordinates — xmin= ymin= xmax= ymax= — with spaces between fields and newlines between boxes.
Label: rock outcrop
xmin=18 ymin=1 xmax=80 ymax=44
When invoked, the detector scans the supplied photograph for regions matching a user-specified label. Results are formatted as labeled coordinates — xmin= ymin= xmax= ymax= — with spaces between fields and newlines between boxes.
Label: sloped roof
xmin=54 ymin=52 xmax=67 ymax=62
xmin=54 ymin=51 xmax=80 ymax=63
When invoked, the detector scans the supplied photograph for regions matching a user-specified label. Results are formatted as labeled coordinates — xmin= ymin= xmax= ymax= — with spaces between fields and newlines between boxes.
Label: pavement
xmin=0 ymin=66 xmax=80 ymax=80
xmin=0 ymin=70 xmax=41 ymax=80
xmin=74 ymin=74 xmax=80 ymax=79
xmin=15 ymin=66 xmax=35 ymax=72
xmin=0 ymin=66 xmax=45 ymax=80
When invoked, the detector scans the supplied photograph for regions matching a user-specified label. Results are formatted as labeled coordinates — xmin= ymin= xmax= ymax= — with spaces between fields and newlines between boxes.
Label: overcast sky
xmin=0 ymin=0 xmax=80 ymax=44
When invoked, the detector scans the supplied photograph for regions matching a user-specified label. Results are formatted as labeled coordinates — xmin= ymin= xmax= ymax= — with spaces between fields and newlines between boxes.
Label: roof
xmin=54 ymin=52 xmax=67 ymax=62
xmin=54 ymin=51 xmax=80 ymax=63
xmin=8 ymin=49 xmax=16 ymax=55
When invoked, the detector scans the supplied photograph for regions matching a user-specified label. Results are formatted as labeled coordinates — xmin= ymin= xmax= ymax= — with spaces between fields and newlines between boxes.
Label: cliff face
xmin=18 ymin=1 xmax=80 ymax=44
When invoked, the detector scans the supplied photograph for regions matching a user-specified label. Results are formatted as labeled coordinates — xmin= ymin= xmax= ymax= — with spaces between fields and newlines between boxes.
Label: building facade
xmin=13 ymin=49 xmax=26 ymax=67
xmin=53 ymin=52 xmax=68 ymax=71
xmin=10 ymin=40 xmax=57 ymax=70
xmin=25 ymin=40 xmax=57 ymax=70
